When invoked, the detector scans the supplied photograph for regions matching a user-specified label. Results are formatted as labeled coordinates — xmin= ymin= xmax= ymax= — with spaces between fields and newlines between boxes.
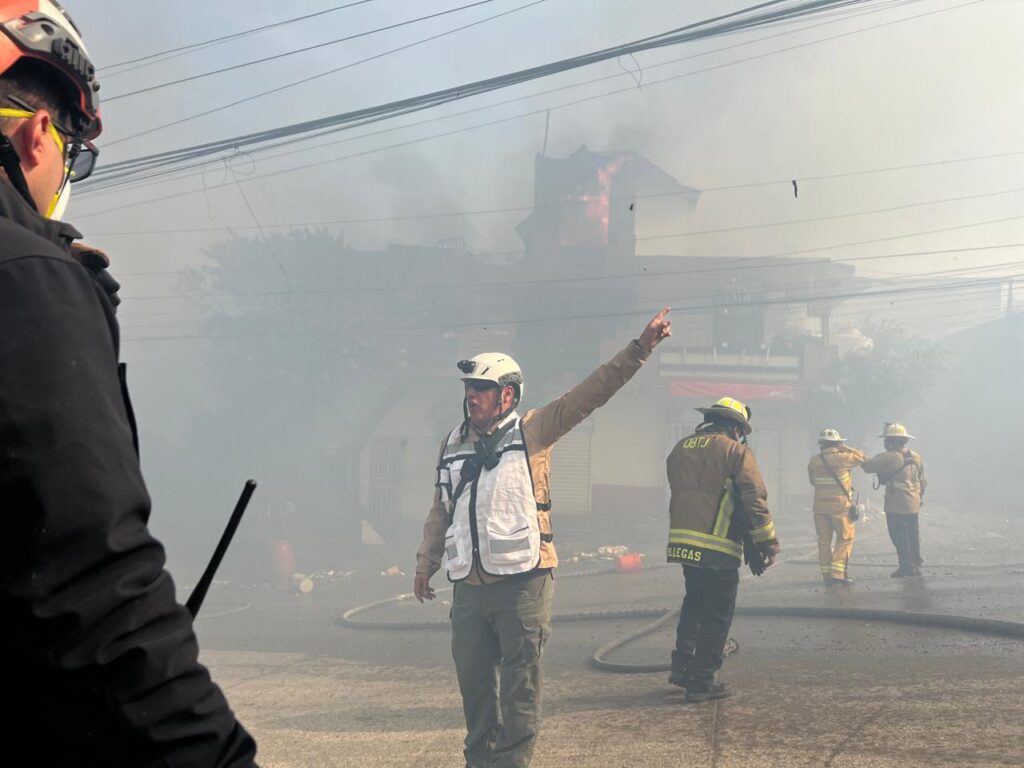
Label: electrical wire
xmin=80 ymin=0 xmax=925 ymax=197
xmin=75 ymin=1 xmax=985 ymax=211
xmin=96 ymin=0 xmax=891 ymax=153
xmin=101 ymin=0 xmax=549 ymax=147
xmin=118 ymin=274 xmax=1024 ymax=343
xmin=82 ymin=183 xmax=1024 ymax=239
xmin=105 ymin=1 xmax=498 ymax=101
xmin=100 ymin=1 xmax=379 ymax=72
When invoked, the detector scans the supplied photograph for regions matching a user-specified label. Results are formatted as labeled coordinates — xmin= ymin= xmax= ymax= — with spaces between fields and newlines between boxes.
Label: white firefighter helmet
xmin=457 ymin=353 xmax=523 ymax=403
xmin=880 ymin=422 xmax=915 ymax=440
xmin=696 ymin=396 xmax=752 ymax=435
xmin=819 ymin=428 xmax=845 ymax=443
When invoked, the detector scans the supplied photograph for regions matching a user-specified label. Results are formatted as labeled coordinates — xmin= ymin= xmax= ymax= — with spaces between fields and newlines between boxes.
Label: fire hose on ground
xmin=337 ymin=557 xmax=1024 ymax=674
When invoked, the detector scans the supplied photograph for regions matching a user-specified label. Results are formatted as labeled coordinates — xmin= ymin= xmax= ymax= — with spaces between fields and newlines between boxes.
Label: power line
xmin=117 ymin=243 xmax=1024 ymax=302
xmin=100 ymin=1 xmax=378 ymax=71
xmin=105 ymin=1 xmax=498 ymax=101
xmin=76 ymin=1 xmax=984 ymax=209
xmin=119 ymin=274 xmax=1024 ymax=342
xmin=83 ymin=183 xmax=1024 ymax=239
xmin=97 ymin=0 xmax=887 ymax=153
xmin=81 ymin=0 xmax=924 ymax=197
xmin=102 ymin=0 xmax=549 ymax=147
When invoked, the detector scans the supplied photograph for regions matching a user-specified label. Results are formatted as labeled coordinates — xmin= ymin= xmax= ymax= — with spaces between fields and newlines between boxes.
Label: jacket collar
xmin=0 ymin=177 xmax=82 ymax=247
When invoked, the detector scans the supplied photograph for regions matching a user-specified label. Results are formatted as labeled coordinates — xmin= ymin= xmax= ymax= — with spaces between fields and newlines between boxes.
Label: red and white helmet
xmin=0 ymin=1 xmax=101 ymax=140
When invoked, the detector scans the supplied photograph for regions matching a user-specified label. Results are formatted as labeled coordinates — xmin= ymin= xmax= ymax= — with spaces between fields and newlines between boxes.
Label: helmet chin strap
xmin=460 ymin=387 xmax=519 ymax=440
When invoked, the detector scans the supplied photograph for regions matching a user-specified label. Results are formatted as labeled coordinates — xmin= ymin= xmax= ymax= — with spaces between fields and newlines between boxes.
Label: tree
xmin=837 ymin=320 xmax=946 ymax=440
xmin=175 ymin=229 xmax=459 ymax=571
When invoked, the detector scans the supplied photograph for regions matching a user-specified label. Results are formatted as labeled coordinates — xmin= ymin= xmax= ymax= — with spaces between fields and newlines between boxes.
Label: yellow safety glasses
xmin=0 ymin=95 xmax=98 ymax=183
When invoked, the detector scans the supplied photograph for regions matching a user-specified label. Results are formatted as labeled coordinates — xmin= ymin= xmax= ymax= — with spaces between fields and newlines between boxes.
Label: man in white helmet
xmin=807 ymin=429 xmax=865 ymax=586
xmin=0 ymin=4 xmax=257 ymax=765
xmin=862 ymin=423 xmax=927 ymax=577
xmin=415 ymin=308 xmax=672 ymax=768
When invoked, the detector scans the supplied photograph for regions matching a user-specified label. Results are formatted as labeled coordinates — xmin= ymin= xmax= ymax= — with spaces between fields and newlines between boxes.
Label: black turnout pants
xmin=674 ymin=565 xmax=739 ymax=689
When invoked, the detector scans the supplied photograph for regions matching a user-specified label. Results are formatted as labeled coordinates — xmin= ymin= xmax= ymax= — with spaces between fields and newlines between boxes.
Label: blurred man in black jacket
xmin=0 ymin=3 xmax=257 ymax=765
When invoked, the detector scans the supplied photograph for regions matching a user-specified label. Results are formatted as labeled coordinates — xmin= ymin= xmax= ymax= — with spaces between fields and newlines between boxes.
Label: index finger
xmin=652 ymin=307 xmax=671 ymax=323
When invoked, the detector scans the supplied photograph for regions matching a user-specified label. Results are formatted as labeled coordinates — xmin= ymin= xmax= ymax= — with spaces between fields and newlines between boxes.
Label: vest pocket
xmin=443 ymin=526 xmax=470 ymax=572
xmin=485 ymin=525 xmax=534 ymax=566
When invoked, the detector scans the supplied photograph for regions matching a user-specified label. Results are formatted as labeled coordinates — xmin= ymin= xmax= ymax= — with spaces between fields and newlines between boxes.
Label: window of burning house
xmin=368 ymin=436 xmax=406 ymax=534
xmin=712 ymin=282 xmax=763 ymax=351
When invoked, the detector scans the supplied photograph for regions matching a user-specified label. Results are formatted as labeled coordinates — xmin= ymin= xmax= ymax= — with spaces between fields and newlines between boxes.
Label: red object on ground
xmin=616 ymin=553 xmax=643 ymax=573
xmin=271 ymin=539 xmax=294 ymax=580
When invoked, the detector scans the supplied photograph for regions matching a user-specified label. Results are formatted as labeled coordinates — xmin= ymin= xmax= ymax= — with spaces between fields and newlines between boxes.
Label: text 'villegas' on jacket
xmin=666 ymin=432 xmax=776 ymax=569
xmin=438 ymin=414 xmax=546 ymax=579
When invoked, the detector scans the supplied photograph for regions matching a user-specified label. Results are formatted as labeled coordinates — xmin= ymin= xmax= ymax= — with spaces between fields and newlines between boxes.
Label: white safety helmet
xmin=819 ymin=428 xmax=845 ymax=443
xmin=880 ymin=422 xmax=915 ymax=440
xmin=457 ymin=353 xmax=524 ymax=404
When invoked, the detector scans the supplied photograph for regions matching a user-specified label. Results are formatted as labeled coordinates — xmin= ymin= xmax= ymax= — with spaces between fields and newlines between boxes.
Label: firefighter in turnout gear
xmin=665 ymin=397 xmax=780 ymax=703
xmin=414 ymin=309 xmax=672 ymax=768
xmin=808 ymin=429 xmax=865 ymax=586
xmin=862 ymin=423 xmax=927 ymax=578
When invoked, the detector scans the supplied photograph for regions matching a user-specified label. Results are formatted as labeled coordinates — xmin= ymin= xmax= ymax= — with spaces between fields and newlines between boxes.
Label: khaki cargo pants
xmin=451 ymin=570 xmax=553 ymax=768
xmin=815 ymin=513 xmax=855 ymax=580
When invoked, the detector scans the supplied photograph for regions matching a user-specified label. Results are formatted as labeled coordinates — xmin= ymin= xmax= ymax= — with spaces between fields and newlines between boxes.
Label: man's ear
xmin=15 ymin=111 xmax=51 ymax=170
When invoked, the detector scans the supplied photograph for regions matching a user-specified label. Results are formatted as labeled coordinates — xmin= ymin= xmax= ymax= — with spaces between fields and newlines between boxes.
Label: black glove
xmin=756 ymin=538 xmax=780 ymax=569
xmin=744 ymin=537 xmax=779 ymax=576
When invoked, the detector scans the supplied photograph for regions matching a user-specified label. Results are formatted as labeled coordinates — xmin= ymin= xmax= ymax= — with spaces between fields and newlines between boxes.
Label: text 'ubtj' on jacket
xmin=416 ymin=340 xmax=649 ymax=584
xmin=807 ymin=446 xmax=866 ymax=517
xmin=862 ymin=448 xmax=927 ymax=515
xmin=666 ymin=431 xmax=777 ymax=569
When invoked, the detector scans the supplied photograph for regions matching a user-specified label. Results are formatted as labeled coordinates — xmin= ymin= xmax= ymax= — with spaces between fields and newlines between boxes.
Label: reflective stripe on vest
xmin=437 ymin=415 xmax=540 ymax=580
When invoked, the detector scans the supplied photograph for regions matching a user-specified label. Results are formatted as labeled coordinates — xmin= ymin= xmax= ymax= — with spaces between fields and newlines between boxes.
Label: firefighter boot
xmin=668 ymin=650 xmax=693 ymax=688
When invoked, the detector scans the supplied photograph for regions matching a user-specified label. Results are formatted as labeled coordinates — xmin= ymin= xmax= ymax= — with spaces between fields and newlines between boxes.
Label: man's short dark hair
xmin=0 ymin=59 xmax=75 ymax=132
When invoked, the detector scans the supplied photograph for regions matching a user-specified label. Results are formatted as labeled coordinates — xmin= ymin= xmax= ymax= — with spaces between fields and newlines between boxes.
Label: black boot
xmin=668 ymin=650 xmax=693 ymax=688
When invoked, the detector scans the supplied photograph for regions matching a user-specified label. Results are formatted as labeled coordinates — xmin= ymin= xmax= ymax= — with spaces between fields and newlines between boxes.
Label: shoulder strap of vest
xmin=818 ymin=452 xmax=853 ymax=502
xmin=446 ymin=418 xmax=520 ymax=525
xmin=877 ymin=451 xmax=916 ymax=486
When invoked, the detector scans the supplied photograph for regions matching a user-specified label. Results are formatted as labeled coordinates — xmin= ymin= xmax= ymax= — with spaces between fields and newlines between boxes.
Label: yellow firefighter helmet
xmin=819 ymin=428 xmax=845 ymax=443
xmin=696 ymin=396 xmax=752 ymax=435
xmin=880 ymin=422 xmax=915 ymax=440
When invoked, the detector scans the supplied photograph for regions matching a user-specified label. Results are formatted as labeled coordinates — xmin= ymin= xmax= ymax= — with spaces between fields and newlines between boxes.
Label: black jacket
xmin=0 ymin=180 xmax=257 ymax=767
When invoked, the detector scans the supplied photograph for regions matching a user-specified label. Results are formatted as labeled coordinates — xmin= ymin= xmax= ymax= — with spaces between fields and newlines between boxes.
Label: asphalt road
xmin=191 ymin=504 xmax=1024 ymax=767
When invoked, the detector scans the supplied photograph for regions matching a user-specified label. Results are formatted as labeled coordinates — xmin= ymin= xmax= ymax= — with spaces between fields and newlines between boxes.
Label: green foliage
xmin=838 ymin=320 xmax=946 ymax=438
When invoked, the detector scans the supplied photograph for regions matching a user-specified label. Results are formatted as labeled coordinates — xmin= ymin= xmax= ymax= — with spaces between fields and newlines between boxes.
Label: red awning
xmin=669 ymin=380 xmax=801 ymax=401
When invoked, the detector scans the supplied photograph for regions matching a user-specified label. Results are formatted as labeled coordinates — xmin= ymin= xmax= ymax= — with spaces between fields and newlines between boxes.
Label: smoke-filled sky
xmin=75 ymin=0 xmax=1023 ymax=277
xmin=57 ymin=0 xmax=1024 ymax=567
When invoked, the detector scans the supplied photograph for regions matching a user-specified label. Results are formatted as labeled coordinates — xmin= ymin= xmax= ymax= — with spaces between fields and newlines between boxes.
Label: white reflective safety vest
xmin=436 ymin=415 xmax=541 ymax=580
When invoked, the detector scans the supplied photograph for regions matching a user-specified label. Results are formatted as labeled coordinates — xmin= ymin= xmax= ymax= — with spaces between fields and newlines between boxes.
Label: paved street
xmin=193 ymin=504 xmax=1024 ymax=767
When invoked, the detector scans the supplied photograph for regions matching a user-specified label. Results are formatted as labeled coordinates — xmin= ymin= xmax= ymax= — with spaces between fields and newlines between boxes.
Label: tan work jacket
xmin=862 ymin=448 xmax=926 ymax=515
xmin=666 ymin=431 xmax=776 ymax=569
xmin=416 ymin=341 xmax=648 ymax=583
xmin=808 ymin=446 xmax=866 ymax=517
